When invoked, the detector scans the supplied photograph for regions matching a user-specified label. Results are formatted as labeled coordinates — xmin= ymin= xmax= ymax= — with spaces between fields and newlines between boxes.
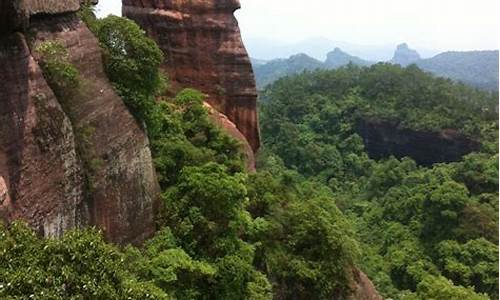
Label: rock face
xmin=348 ymin=269 xmax=383 ymax=300
xmin=204 ymin=102 xmax=255 ymax=171
xmin=391 ymin=43 xmax=421 ymax=66
xmin=122 ymin=0 xmax=260 ymax=154
xmin=0 ymin=33 xmax=84 ymax=237
xmin=0 ymin=0 xmax=80 ymax=33
xmin=0 ymin=4 xmax=159 ymax=245
xmin=357 ymin=119 xmax=481 ymax=166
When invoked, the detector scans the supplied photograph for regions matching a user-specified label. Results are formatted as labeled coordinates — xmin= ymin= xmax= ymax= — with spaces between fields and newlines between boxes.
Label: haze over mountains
xmin=251 ymin=43 xmax=499 ymax=91
xmin=245 ymin=37 xmax=440 ymax=61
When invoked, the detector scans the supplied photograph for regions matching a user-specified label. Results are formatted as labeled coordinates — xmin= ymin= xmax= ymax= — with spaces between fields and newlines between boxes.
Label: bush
xmin=35 ymin=41 xmax=79 ymax=98
xmin=96 ymin=15 xmax=165 ymax=120
xmin=402 ymin=275 xmax=489 ymax=300
xmin=0 ymin=222 xmax=169 ymax=299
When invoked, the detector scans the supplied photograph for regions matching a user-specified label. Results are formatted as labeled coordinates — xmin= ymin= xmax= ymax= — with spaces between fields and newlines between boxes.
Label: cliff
xmin=0 ymin=2 xmax=159 ymax=244
xmin=122 ymin=0 xmax=260 ymax=154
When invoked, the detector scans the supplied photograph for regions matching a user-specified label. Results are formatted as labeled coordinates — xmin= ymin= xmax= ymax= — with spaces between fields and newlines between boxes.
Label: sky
xmin=97 ymin=0 xmax=498 ymax=52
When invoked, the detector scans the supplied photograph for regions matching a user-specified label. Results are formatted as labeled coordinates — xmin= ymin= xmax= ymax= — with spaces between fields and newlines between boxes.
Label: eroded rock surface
xmin=123 ymin=0 xmax=260 ymax=154
xmin=204 ymin=102 xmax=255 ymax=171
xmin=0 ymin=0 xmax=80 ymax=33
xmin=0 ymin=6 xmax=159 ymax=244
xmin=348 ymin=268 xmax=383 ymax=300
xmin=0 ymin=33 xmax=84 ymax=237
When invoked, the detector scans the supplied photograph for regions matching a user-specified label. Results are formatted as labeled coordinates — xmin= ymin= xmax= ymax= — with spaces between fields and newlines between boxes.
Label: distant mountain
xmin=253 ymin=48 xmax=377 ymax=89
xmin=252 ymin=44 xmax=499 ymax=91
xmin=253 ymin=53 xmax=323 ymax=89
xmin=391 ymin=43 xmax=421 ymax=66
xmin=325 ymin=48 xmax=373 ymax=68
xmin=416 ymin=50 xmax=499 ymax=91
xmin=244 ymin=37 xmax=439 ymax=61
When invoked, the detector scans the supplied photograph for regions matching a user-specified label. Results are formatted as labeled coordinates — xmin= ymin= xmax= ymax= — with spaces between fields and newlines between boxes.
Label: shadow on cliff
xmin=0 ymin=34 xmax=30 ymax=207
xmin=357 ymin=119 xmax=481 ymax=166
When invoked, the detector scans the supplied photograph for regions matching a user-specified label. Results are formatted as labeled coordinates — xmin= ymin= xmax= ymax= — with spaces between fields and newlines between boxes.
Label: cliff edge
xmin=122 ymin=0 xmax=261 ymax=154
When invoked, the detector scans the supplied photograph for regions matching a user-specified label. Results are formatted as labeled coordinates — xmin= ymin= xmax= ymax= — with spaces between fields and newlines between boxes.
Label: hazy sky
xmin=97 ymin=0 xmax=498 ymax=51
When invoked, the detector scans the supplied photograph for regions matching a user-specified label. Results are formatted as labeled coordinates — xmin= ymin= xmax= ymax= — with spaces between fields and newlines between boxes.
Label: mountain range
xmin=252 ymin=43 xmax=499 ymax=91
xmin=244 ymin=37 xmax=439 ymax=61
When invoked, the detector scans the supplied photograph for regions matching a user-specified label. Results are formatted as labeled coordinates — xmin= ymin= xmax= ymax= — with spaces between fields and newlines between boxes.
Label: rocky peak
xmin=123 ymin=0 xmax=261 ymax=154
xmin=325 ymin=47 xmax=371 ymax=68
xmin=391 ymin=43 xmax=421 ymax=66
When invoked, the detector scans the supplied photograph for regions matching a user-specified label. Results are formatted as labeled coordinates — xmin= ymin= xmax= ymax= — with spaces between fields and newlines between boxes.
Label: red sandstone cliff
xmin=0 ymin=2 xmax=159 ymax=244
xmin=349 ymin=268 xmax=384 ymax=300
xmin=122 ymin=0 xmax=260 ymax=154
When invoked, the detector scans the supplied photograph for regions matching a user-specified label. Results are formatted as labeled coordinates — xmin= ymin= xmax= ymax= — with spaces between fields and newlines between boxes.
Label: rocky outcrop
xmin=348 ymin=269 xmax=383 ymax=300
xmin=204 ymin=102 xmax=255 ymax=171
xmin=0 ymin=33 xmax=84 ymax=237
xmin=0 ymin=5 xmax=159 ymax=245
xmin=391 ymin=43 xmax=421 ymax=66
xmin=122 ymin=0 xmax=260 ymax=154
xmin=357 ymin=119 xmax=481 ymax=166
xmin=0 ymin=0 xmax=80 ymax=33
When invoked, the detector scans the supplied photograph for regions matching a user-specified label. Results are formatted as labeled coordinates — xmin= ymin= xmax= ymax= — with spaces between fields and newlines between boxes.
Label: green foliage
xmin=97 ymin=16 xmax=165 ymax=97
xmin=402 ymin=275 xmax=490 ymax=300
xmin=260 ymin=64 xmax=498 ymax=299
xmin=7 ymin=10 xmax=496 ymax=300
xmin=2 ymin=11 xmax=364 ymax=300
xmin=436 ymin=239 xmax=498 ymax=298
xmin=35 ymin=41 xmax=79 ymax=98
xmin=164 ymin=163 xmax=250 ymax=258
xmin=246 ymin=169 xmax=360 ymax=300
xmin=77 ymin=4 xmax=99 ymax=33
xmin=162 ymin=163 xmax=272 ymax=299
xmin=0 ymin=222 xmax=169 ymax=300
xmin=124 ymin=228 xmax=215 ymax=300
xmin=86 ymin=15 xmax=165 ymax=122
xmin=148 ymin=90 xmax=244 ymax=188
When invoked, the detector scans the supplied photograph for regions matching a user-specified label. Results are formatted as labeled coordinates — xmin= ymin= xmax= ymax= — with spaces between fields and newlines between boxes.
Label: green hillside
xmin=260 ymin=63 xmax=499 ymax=299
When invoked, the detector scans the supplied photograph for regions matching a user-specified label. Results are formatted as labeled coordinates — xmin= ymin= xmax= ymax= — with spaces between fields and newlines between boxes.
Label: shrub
xmin=96 ymin=15 xmax=165 ymax=121
xmin=35 ymin=41 xmax=79 ymax=98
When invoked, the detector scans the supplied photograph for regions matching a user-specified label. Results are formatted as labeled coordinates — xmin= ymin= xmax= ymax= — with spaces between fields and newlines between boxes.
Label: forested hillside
xmin=253 ymin=53 xmax=324 ymax=89
xmin=1 ymin=6 xmax=498 ymax=300
xmin=0 ymin=13 xmax=368 ymax=300
xmin=416 ymin=51 xmax=499 ymax=91
xmin=259 ymin=63 xmax=499 ymax=299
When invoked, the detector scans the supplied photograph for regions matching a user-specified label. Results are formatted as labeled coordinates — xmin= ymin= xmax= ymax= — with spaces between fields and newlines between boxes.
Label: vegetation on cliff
xmin=0 ymin=13 xmax=359 ymax=300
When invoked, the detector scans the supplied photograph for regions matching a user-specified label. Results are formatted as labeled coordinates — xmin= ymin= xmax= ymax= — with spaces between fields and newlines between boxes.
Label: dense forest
xmin=1 ymin=11 xmax=498 ymax=300
xmin=259 ymin=64 xmax=499 ymax=299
